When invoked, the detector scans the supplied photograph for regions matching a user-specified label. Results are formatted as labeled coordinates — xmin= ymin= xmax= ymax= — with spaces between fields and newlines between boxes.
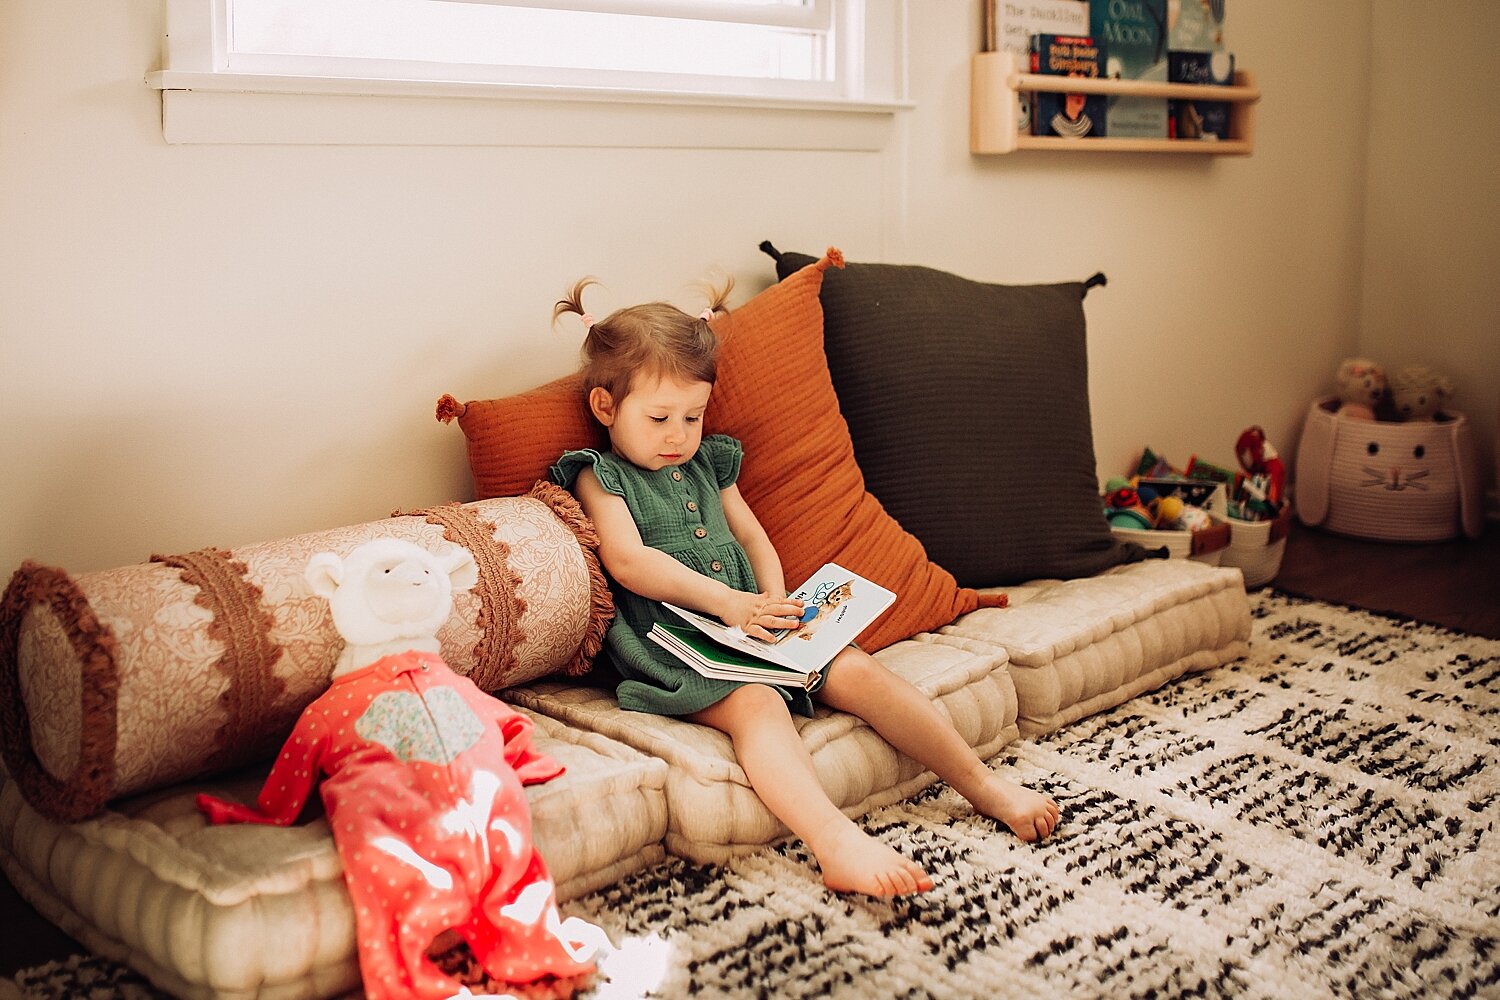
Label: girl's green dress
xmin=551 ymin=434 xmax=818 ymax=718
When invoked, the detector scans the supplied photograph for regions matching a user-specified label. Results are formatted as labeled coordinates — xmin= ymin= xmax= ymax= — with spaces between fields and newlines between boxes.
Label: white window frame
xmin=146 ymin=0 xmax=911 ymax=148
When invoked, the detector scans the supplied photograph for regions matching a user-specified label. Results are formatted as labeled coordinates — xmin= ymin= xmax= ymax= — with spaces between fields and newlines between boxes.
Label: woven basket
xmin=1294 ymin=396 xmax=1483 ymax=542
xmin=1219 ymin=506 xmax=1293 ymax=587
xmin=1110 ymin=517 xmax=1231 ymax=565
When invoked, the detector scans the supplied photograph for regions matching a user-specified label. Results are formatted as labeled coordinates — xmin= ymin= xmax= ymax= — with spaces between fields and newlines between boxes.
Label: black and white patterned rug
xmin=7 ymin=592 xmax=1498 ymax=999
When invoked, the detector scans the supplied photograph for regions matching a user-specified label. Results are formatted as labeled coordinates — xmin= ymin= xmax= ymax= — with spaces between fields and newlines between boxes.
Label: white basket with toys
xmin=1103 ymin=453 xmax=1231 ymax=565
xmin=1295 ymin=360 xmax=1483 ymax=543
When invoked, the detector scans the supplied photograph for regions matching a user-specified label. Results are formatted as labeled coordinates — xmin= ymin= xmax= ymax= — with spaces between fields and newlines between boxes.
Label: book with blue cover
xmin=1090 ymin=0 xmax=1169 ymax=137
xmin=1168 ymin=50 xmax=1236 ymax=140
xmin=1029 ymin=33 xmax=1107 ymax=138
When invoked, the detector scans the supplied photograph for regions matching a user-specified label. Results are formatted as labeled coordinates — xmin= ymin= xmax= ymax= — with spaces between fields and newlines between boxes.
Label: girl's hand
xmin=720 ymin=590 xmax=805 ymax=642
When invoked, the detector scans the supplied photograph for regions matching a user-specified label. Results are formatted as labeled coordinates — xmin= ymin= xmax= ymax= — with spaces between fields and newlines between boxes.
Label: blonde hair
xmin=554 ymin=277 xmax=733 ymax=403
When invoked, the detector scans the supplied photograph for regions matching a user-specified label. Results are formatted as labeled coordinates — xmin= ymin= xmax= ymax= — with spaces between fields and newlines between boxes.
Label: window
xmin=148 ymin=0 xmax=909 ymax=147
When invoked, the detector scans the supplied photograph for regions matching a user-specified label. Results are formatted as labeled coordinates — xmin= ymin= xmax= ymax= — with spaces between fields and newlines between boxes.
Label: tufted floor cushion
xmin=922 ymin=560 xmax=1251 ymax=736
xmin=506 ymin=639 xmax=1018 ymax=864
xmin=0 ymin=710 xmax=667 ymax=1000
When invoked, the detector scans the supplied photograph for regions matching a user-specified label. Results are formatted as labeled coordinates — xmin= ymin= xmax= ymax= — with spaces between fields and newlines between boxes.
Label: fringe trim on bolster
xmin=435 ymin=394 xmax=466 ymax=425
xmin=527 ymin=480 xmax=614 ymax=677
xmin=404 ymin=503 xmax=526 ymax=693
xmin=151 ymin=549 xmax=286 ymax=767
xmin=0 ymin=562 xmax=121 ymax=823
xmin=977 ymin=593 xmax=1010 ymax=609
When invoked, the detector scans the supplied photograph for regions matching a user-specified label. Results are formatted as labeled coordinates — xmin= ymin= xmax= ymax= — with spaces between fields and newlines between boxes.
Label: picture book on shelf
xmin=1090 ymin=0 xmax=1169 ymax=138
xmin=1168 ymin=0 xmax=1227 ymax=52
xmin=1168 ymin=50 xmax=1236 ymax=139
xmin=648 ymin=563 xmax=896 ymax=690
xmin=1029 ymin=33 xmax=1106 ymax=138
xmin=986 ymin=0 xmax=1090 ymax=133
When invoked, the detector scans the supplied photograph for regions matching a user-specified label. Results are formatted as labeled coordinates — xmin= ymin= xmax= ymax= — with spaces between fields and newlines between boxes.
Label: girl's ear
xmin=588 ymin=386 xmax=617 ymax=426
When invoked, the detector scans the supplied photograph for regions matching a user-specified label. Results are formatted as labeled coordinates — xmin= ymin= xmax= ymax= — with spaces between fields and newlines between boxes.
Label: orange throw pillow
xmin=437 ymin=374 xmax=607 ymax=501
xmin=705 ymin=250 xmax=1000 ymax=651
xmin=438 ymin=249 xmax=1000 ymax=651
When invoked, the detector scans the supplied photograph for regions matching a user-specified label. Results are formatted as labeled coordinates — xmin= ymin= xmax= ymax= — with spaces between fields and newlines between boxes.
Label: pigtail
xmin=553 ymin=278 xmax=598 ymax=328
xmin=561 ymin=275 xmax=723 ymax=403
xmin=698 ymin=274 xmax=735 ymax=321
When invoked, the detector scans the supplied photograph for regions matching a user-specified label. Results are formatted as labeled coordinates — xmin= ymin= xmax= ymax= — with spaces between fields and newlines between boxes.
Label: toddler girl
xmin=549 ymin=279 xmax=1059 ymax=896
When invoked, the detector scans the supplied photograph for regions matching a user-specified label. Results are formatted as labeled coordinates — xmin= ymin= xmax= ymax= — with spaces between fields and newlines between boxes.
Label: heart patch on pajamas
xmin=355 ymin=686 xmax=485 ymax=764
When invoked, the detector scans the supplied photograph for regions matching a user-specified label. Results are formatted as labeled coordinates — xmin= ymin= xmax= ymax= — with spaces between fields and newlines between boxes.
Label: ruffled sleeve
xmin=550 ymin=448 xmax=626 ymax=497
xmin=699 ymin=434 xmax=743 ymax=490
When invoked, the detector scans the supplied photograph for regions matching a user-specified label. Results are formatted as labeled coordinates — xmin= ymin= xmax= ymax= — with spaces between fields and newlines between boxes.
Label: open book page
xmin=660 ymin=563 xmax=896 ymax=674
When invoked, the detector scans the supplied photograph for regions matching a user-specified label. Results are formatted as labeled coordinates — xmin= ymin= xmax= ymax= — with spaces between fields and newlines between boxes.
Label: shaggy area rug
xmin=6 ymin=592 xmax=1498 ymax=999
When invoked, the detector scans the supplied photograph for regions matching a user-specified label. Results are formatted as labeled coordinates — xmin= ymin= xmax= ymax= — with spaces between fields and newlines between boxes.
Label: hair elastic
xmin=580 ymin=312 xmax=595 ymax=331
xmin=699 ymin=308 xmax=715 ymax=322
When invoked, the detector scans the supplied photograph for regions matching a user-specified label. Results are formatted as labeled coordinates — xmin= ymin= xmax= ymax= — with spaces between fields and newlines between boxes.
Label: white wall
xmin=1362 ymin=3 xmax=1500 ymax=505
xmin=1 ymin=0 xmax=1467 ymax=581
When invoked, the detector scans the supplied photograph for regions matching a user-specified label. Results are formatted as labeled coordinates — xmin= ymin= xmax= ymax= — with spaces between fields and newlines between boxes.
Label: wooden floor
xmin=1273 ymin=519 xmax=1500 ymax=638
xmin=2 ymin=520 xmax=1498 ymax=981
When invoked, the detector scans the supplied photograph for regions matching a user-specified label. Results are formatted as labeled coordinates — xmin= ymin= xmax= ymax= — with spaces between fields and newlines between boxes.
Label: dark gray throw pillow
xmin=763 ymin=243 xmax=1151 ymax=588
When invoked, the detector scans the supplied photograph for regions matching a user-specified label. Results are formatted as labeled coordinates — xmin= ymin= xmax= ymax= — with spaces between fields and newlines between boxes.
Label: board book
xmin=1089 ymin=0 xmax=1169 ymax=138
xmin=1168 ymin=50 xmax=1236 ymax=140
xmin=648 ymin=563 xmax=896 ymax=690
xmin=1029 ymin=33 xmax=1107 ymax=138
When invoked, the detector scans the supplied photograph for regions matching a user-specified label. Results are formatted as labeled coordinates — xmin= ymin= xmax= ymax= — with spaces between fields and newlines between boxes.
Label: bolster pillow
xmin=0 ymin=483 xmax=612 ymax=823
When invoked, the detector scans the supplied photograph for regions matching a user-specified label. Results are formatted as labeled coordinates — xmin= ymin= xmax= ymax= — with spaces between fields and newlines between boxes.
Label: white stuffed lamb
xmin=197 ymin=538 xmax=599 ymax=999
xmin=305 ymin=537 xmax=478 ymax=677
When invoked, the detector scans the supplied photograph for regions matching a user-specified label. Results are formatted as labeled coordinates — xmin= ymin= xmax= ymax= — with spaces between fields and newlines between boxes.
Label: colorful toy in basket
xmin=196 ymin=539 xmax=601 ymax=1000
xmin=1102 ymin=480 xmax=1154 ymax=529
xmin=1104 ymin=460 xmax=1232 ymax=562
xmin=1233 ymin=425 xmax=1287 ymax=518
xmin=1156 ymin=495 xmax=1213 ymax=532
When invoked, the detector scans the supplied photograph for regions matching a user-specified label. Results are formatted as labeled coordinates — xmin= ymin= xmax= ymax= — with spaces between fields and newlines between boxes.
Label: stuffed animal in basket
xmin=1388 ymin=364 xmax=1454 ymax=421
xmin=196 ymin=538 xmax=599 ymax=1000
xmin=1334 ymin=357 xmax=1387 ymax=420
xmin=1234 ymin=425 xmax=1286 ymax=511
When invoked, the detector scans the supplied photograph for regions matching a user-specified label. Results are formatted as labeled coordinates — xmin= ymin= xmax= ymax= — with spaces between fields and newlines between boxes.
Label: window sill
xmin=145 ymin=70 xmax=911 ymax=149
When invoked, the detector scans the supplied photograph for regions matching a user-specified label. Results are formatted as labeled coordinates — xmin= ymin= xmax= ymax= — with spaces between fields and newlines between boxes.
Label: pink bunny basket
xmin=1294 ymin=396 xmax=1483 ymax=542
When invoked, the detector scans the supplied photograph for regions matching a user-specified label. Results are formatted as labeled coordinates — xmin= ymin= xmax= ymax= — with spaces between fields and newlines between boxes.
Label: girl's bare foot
xmin=955 ymin=767 xmax=1061 ymax=842
xmin=808 ymin=818 xmax=934 ymax=896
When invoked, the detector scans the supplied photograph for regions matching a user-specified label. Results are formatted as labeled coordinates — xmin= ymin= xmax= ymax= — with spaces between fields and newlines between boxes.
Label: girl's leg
xmin=817 ymin=648 xmax=1061 ymax=842
xmin=689 ymin=684 xmax=934 ymax=896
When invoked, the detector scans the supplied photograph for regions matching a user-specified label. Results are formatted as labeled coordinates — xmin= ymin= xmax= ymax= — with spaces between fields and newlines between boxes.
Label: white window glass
xmin=149 ymin=0 xmax=908 ymax=147
xmin=220 ymin=0 xmax=839 ymax=97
